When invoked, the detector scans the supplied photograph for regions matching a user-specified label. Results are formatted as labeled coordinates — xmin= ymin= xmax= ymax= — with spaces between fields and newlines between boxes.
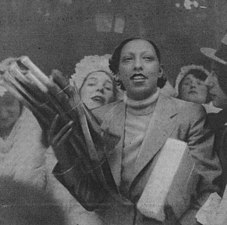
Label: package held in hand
xmin=137 ymin=138 xmax=198 ymax=222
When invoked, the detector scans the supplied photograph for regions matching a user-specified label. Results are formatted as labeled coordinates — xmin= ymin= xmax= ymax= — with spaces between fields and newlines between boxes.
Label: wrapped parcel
xmin=137 ymin=138 xmax=198 ymax=221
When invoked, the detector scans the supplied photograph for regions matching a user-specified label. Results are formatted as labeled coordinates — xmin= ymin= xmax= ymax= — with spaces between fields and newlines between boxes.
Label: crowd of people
xmin=0 ymin=33 xmax=227 ymax=225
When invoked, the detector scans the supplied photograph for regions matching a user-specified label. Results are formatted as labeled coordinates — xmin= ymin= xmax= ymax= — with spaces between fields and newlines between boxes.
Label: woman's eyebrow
xmin=121 ymin=53 xmax=133 ymax=57
xmin=86 ymin=77 xmax=97 ymax=81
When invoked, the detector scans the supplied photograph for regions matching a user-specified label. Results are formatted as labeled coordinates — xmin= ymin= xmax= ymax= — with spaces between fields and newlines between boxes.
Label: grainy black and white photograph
xmin=0 ymin=0 xmax=226 ymax=225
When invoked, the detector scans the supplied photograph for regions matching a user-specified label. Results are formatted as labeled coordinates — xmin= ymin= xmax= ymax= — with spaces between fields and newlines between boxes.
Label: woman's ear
xmin=158 ymin=65 xmax=164 ymax=78
xmin=114 ymin=73 xmax=125 ymax=90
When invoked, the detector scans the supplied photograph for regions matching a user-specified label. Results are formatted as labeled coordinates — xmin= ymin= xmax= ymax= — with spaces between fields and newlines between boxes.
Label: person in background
xmin=0 ymin=176 xmax=66 ymax=225
xmin=70 ymin=54 xmax=121 ymax=110
xmin=201 ymin=33 xmax=227 ymax=194
xmin=0 ymin=80 xmax=46 ymax=189
xmin=175 ymin=64 xmax=221 ymax=113
xmin=45 ymin=54 xmax=120 ymax=225
xmin=48 ymin=37 xmax=221 ymax=225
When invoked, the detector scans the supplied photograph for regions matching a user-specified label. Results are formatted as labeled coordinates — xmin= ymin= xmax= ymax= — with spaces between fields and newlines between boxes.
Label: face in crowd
xmin=111 ymin=38 xmax=163 ymax=101
xmin=179 ymin=70 xmax=208 ymax=104
xmin=205 ymin=62 xmax=227 ymax=109
xmin=79 ymin=71 xmax=115 ymax=110
xmin=0 ymin=91 xmax=21 ymax=134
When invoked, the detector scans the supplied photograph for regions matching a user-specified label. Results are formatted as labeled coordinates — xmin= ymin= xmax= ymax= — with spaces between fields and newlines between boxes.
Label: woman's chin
xmin=184 ymin=95 xmax=206 ymax=104
xmin=85 ymin=101 xmax=103 ymax=110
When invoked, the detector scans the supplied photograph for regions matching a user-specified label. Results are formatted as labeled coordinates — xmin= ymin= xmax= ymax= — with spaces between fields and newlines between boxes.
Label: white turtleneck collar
xmin=124 ymin=88 xmax=160 ymax=116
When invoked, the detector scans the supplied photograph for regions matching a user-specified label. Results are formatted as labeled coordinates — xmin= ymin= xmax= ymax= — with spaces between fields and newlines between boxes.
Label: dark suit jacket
xmin=53 ymin=94 xmax=221 ymax=225
xmin=208 ymin=110 xmax=227 ymax=194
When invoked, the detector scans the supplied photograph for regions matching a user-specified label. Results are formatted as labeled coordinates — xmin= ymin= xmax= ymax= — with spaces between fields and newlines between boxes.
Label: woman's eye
xmin=143 ymin=56 xmax=153 ymax=61
xmin=122 ymin=56 xmax=133 ymax=62
xmin=4 ymin=100 xmax=15 ymax=106
xmin=197 ymin=80 xmax=205 ymax=86
xmin=183 ymin=82 xmax=191 ymax=86
xmin=105 ymin=86 xmax=113 ymax=91
xmin=87 ymin=82 xmax=96 ymax=86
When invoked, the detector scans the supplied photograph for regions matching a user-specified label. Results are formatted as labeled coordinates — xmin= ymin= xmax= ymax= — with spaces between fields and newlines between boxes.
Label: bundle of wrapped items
xmin=137 ymin=138 xmax=198 ymax=222
xmin=0 ymin=56 xmax=117 ymax=209
xmin=196 ymin=186 xmax=227 ymax=225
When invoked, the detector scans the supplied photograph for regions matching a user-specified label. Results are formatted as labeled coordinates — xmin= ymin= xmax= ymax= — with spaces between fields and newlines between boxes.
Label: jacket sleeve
xmin=180 ymin=105 xmax=222 ymax=225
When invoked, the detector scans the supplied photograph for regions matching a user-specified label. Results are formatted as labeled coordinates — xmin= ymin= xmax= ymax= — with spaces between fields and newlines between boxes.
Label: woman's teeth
xmin=130 ymin=74 xmax=146 ymax=80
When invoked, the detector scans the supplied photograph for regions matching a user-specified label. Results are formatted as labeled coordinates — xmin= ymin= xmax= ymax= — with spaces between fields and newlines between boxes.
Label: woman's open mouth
xmin=188 ymin=90 xmax=198 ymax=95
xmin=130 ymin=74 xmax=147 ymax=82
xmin=91 ymin=95 xmax=105 ymax=104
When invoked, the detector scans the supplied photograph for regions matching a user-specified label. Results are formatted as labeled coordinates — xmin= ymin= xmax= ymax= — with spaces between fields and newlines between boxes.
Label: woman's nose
xmin=96 ymin=84 xmax=104 ymax=93
xmin=190 ymin=81 xmax=196 ymax=88
xmin=134 ymin=58 xmax=142 ymax=70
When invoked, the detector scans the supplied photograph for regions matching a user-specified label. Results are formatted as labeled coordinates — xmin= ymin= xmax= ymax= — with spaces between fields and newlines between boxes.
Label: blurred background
xmin=0 ymin=0 xmax=226 ymax=84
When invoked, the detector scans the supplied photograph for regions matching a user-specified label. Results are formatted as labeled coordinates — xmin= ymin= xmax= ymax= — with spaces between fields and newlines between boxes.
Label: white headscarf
xmin=69 ymin=54 xmax=113 ymax=90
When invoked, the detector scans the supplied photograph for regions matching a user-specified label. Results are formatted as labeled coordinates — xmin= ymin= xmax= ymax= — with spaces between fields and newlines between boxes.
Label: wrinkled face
xmin=179 ymin=74 xmax=208 ymax=104
xmin=118 ymin=39 xmax=162 ymax=100
xmin=80 ymin=71 xmax=114 ymax=110
xmin=0 ymin=92 xmax=21 ymax=131
xmin=205 ymin=71 xmax=227 ymax=109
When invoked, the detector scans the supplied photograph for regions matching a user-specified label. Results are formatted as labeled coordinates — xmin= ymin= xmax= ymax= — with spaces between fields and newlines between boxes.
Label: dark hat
xmin=200 ymin=34 xmax=227 ymax=65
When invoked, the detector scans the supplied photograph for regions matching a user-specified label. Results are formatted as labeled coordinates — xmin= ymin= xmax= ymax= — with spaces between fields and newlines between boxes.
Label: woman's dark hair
xmin=186 ymin=69 xmax=208 ymax=81
xmin=178 ymin=68 xmax=210 ymax=103
xmin=109 ymin=37 xmax=164 ymax=89
xmin=109 ymin=37 xmax=161 ymax=74
xmin=178 ymin=68 xmax=209 ymax=93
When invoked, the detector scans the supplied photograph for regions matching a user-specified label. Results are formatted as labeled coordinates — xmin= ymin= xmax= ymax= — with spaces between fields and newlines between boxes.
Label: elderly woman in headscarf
xmin=175 ymin=64 xmax=221 ymax=113
xmin=0 ymin=81 xmax=46 ymax=188
xmin=45 ymin=54 xmax=120 ymax=225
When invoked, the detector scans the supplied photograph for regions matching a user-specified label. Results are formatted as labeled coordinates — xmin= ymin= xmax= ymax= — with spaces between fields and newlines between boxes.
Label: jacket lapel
xmin=133 ymin=95 xmax=178 ymax=180
xmin=100 ymin=96 xmax=178 ymax=187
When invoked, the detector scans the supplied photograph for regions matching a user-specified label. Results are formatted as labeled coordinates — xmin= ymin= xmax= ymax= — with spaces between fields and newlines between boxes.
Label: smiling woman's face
xmin=179 ymin=74 xmax=208 ymax=104
xmin=80 ymin=71 xmax=114 ymax=110
xmin=118 ymin=39 xmax=162 ymax=100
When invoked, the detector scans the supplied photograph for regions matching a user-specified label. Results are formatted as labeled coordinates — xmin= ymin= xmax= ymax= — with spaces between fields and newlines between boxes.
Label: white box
xmin=137 ymin=138 xmax=198 ymax=221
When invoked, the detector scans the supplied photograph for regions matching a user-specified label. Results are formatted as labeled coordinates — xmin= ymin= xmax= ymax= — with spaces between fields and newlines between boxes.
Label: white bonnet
xmin=69 ymin=54 xmax=113 ymax=90
xmin=175 ymin=64 xmax=211 ymax=96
